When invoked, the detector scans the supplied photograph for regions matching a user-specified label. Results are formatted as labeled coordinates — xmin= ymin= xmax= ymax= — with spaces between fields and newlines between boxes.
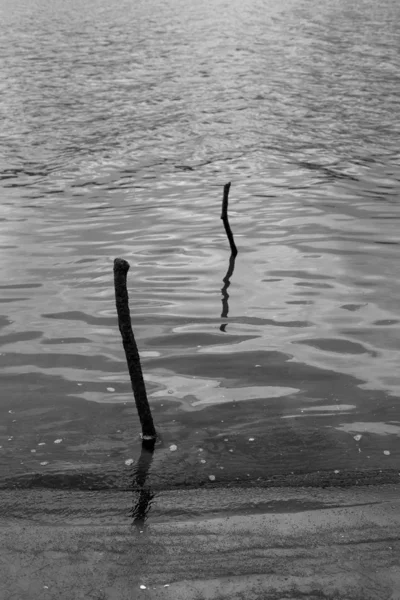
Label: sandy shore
xmin=1 ymin=485 xmax=399 ymax=600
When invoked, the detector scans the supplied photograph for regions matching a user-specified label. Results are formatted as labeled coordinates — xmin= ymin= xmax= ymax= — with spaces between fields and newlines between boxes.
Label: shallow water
xmin=0 ymin=0 xmax=400 ymax=485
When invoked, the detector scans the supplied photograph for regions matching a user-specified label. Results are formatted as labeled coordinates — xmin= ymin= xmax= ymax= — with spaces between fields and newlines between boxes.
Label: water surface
xmin=0 ymin=0 xmax=399 ymax=486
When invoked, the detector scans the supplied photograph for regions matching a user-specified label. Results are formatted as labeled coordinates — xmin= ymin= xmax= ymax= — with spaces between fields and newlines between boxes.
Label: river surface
xmin=0 ymin=0 xmax=399 ymax=489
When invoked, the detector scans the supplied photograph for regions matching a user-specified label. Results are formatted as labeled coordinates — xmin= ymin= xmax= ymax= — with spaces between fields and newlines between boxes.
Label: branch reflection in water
xmin=130 ymin=437 xmax=156 ymax=528
xmin=220 ymin=253 xmax=237 ymax=332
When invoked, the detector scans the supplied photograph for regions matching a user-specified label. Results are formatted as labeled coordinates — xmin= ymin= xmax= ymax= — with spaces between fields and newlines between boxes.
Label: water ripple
xmin=0 ymin=0 xmax=400 ymax=481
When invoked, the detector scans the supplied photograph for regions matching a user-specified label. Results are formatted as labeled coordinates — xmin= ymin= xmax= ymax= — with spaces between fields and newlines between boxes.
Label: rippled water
xmin=0 ymin=0 xmax=400 ymax=486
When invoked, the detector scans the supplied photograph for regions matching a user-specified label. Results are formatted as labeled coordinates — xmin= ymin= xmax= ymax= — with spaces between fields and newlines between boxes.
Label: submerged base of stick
xmin=114 ymin=258 xmax=156 ymax=440
xmin=131 ymin=436 xmax=156 ymax=526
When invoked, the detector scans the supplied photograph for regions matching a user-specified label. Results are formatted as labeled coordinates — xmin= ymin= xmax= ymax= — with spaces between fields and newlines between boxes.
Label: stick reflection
xmin=220 ymin=253 xmax=236 ymax=332
xmin=130 ymin=438 xmax=156 ymax=527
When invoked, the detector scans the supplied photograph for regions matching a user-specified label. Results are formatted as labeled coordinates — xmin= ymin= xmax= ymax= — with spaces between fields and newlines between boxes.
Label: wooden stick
xmin=113 ymin=258 xmax=156 ymax=440
xmin=131 ymin=438 xmax=156 ymax=525
xmin=220 ymin=254 xmax=236 ymax=332
xmin=221 ymin=182 xmax=238 ymax=257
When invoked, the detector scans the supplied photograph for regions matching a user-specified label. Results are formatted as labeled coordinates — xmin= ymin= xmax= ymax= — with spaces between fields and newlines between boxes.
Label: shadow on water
xmin=130 ymin=438 xmax=156 ymax=528
xmin=220 ymin=253 xmax=237 ymax=332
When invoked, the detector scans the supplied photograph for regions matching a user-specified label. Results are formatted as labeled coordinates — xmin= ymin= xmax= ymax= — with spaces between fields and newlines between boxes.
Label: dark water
xmin=0 ymin=0 xmax=400 ymax=488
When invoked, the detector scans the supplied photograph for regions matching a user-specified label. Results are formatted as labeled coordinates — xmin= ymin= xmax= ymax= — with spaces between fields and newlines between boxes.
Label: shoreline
xmin=0 ymin=466 xmax=399 ymax=491
xmin=2 ymin=484 xmax=400 ymax=599
xmin=1 ymin=482 xmax=400 ymax=521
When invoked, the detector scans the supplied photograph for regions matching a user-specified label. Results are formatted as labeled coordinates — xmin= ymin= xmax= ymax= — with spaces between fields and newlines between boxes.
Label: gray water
xmin=0 ymin=0 xmax=400 ymax=484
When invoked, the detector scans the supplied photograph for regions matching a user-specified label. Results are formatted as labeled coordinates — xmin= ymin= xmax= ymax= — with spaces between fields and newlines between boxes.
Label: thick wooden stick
xmin=131 ymin=438 xmax=156 ymax=526
xmin=221 ymin=182 xmax=238 ymax=257
xmin=113 ymin=258 xmax=156 ymax=440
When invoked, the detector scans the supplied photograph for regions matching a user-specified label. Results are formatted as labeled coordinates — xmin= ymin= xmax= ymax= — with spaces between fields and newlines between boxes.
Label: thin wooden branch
xmin=220 ymin=253 xmax=236 ymax=332
xmin=220 ymin=182 xmax=238 ymax=257
xmin=113 ymin=258 xmax=156 ymax=440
